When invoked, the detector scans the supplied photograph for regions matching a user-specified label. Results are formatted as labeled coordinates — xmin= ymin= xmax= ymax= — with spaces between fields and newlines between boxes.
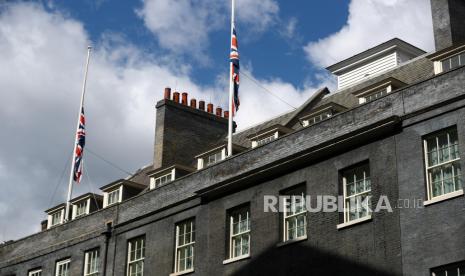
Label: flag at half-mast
xmin=73 ymin=107 xmax=86 ymax=183
xmin=230 ymin=24 xmax=240 ymax=115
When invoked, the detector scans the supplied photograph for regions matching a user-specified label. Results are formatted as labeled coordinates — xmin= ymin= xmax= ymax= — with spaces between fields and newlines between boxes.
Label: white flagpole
xmin=64 ymin=46 xmax=92 ymax=222
xmin=227 ymin=0 xmax=235 ymax=157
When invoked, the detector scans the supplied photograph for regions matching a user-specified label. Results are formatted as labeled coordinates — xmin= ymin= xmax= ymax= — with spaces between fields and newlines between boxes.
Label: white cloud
xmin=0 ymin=2 xmax=319 ymax=241
xmin=136 ymin=0 xmax=279 ymax=56
xmin=304 ymin=0 xmax=435 ymax=68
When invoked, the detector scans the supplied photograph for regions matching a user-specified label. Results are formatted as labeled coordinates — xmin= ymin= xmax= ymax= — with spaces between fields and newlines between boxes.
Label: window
xmin=441 ymin=52 xmax=465 ymax=73
xmin=84 ymin=248 xmax=100 ymax=276
xmin=174 ymin=219 xmax=195 ymax=273
xmin=51 ymin=210 xmax=63 ymax=227
xmin=363 ymin=88 xmax=388 ymax=103
xmin=206 ymin=151 xmax=223 ymax=166
xmin=282 ymin=187 xmax=307 ymax=242
xmin=55 ymin=259 xmax=70 ymax=276
xmin=107 ymin=188 xmax=120 ymax=207
xmin=75 ymin=201 xmax=88 ymax=218
xmin=227 ymin=206 xmax=250 ymax=260
xmin=256 ymin=134 xmax=275 ymax=146
xmin=424 ymin=127 xmax=463 ymax=199
xmin=154 ymin=172 xmax=172 ymax=188
xmin=431 ymin=261 xmax=465 ymax=276
xmin=127 ymin=236 xmax=145 ymax=276
xmin=303 ymin=110 xmax=333 ymax=127
xmin=342 ymin=163 xmax=371 ymax=223
xmin=29 ymin=269 xmax=42 ymax=276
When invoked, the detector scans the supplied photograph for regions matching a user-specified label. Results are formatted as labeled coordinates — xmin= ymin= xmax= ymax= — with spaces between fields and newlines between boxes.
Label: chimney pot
xmin=173 ymin=92 xmax=180 ymax=103
xmin=181 ymin=92 xmax=188 ymax=105
xmin=199 ymin=100 xmax=205 ymax=111
xmin=216 ymin=107 xmax=222 ymax=116
xmin=207 ymin=103 xmax=214 ymax=114
xmin=190 ymin=98 xmax=197 ymax=108
xmin=164 ymin=87 xmax=171 ymax=100
xmin=224 ymin=111 xmax=229 ymax=119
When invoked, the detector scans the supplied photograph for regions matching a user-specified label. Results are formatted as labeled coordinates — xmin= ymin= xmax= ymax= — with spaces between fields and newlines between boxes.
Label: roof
xmin=326 ymin=38 xmax=427 ymax=74
xmin=100 ymin=179 xmax=147 ymax=192
xmin=69 ymin=193 xmax=103 ymax=204
xmin=44 ymin=203 xmax=66 ymax=214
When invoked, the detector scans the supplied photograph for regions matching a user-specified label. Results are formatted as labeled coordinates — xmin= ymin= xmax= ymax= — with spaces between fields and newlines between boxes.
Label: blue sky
xmin=0 ymin=0 xmax=434 ymax=241
xmin=52 ymin=0 xmax=349 ymax=87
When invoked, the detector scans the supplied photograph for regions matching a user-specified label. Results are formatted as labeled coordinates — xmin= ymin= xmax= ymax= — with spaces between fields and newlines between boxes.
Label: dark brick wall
xmin=2 ymin=68 xmax=465 ymax=276
xmin=431 ymin=0 xmax=465 ymax=51
xmin=153 ymin=100 xmax=228 ymax=169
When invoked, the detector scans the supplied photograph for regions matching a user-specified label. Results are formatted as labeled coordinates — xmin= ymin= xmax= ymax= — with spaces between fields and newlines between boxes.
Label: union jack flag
xmin=73 ymin=107 xmax=86 ymax=183
xmin=230 ymin=25 xmax=240 ymax=115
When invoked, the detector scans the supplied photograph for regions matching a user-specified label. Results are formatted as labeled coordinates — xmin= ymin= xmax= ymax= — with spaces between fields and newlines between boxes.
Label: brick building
xmin=1 ymin=0 xmax=465 ymax=275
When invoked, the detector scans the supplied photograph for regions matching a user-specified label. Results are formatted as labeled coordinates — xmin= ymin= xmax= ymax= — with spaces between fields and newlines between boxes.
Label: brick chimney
xmin=153 ymin=88 xmax=228 ymax=169
xmin=431 ymin=0 xmax=465 ymax=51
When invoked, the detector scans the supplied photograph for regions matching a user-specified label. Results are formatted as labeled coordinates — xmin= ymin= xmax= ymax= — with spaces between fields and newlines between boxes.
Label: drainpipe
xmin=102 ymin=221 xmax=113 ymax=276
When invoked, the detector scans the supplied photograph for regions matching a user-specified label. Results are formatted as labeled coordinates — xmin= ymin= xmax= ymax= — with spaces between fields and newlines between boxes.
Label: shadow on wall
xmin=231 ymin=243 xmax=396 ymax=276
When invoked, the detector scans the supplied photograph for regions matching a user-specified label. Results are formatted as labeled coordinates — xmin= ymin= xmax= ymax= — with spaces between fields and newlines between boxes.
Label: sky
xmin=0 ymin=0 xmax=434 ymax=241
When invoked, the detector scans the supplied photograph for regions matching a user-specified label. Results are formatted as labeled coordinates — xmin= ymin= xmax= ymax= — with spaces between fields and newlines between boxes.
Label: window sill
xmin=276 ymin=235 xmax=307 ymax=248
xmin=169 ymin=269 xmax=194 ymax=276
xmin=223 ymin=254 xmax=250 ymax=265
xmin=424 ymin=190 xmax=464 ymax=206
xmin=337 ymin=215 xmax=372 ymax=230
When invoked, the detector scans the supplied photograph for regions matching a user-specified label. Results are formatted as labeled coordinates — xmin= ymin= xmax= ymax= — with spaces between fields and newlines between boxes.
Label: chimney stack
xmin=164 ymin=87 xmax=171 ymax=100
xmin=173 ymin=92 xmax=180 ymax=103
xmin=431 ymin=0 xmax=465 ymax=51
xmin=207 ymin=103 xmax=214 ymax=114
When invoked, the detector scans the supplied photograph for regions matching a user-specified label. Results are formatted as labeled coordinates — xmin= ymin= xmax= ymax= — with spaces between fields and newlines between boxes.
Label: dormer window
xmin=100 ymin=180 xmax=146 ymax=208
xmin=50 ymin=211 xmax=63 ymax=227
xmin=106 ymin=187 xmax=122 ymax=207
xmin=196 ymin=147 xmax=227 ymax=170
xmin=256 ymin=134 xmax=276 ymax=146
xmin=46 ymin=205 xmax=66 ymax=229
xmin=148 ymin=165 xmax=194 ymax=189
xmin=429 ymin=45 xmax=465 ymax=74
xmin=73 ymin=200 xmax=88 ymax=219
xmin=302 ymin=110 xmax=333 ymax=127
xmin=299 ymin=103 xmax=346 ymax=128
xmin=249 ymin=125 xmax=292 ymax=148
xmin=351 ymin=77 xmax=406 ymax=105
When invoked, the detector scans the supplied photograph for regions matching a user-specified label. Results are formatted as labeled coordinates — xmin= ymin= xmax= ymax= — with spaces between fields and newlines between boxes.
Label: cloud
xmin=136 ymin=0 xmax=279 ymax=56
xmin=304 ymin=0 xmax=435 ymax=68
xmin=0 ymin=2 xmax=317 ymax=241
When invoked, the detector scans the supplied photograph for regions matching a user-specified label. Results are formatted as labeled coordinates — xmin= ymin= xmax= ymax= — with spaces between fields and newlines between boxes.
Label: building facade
xmin=1 ymin=1 xmax=465 ymax=275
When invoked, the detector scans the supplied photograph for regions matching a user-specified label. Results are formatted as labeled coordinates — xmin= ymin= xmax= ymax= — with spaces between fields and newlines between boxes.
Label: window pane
xmin=451 ymin=55 xmax=460 ymax=69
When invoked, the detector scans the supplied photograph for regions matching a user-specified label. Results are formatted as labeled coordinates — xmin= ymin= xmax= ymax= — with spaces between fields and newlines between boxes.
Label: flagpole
xmin=64 ymin=46 xmax=92 ymax=222
xmin=227 ymin=0 xmax=235 ymax=157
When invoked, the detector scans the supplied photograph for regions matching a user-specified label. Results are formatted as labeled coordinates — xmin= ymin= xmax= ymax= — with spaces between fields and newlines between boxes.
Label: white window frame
xmin=227 ymin=207 xmax=250 ymax=260
xmin=282 ymin=192 xmax=307 ymax=242
xmin=302 ymin=111 xmax=333 ymax=127
xmin=84 ymin=248 xmax=100 ymax=276
xmin=29 ymin=269 xmax=42 ymax=276
xmin=48 ymin=209 xmax=65 ymax=228
xmin=252 ymin=131 xmax=279 ymax=148
xmin=358 ymin=85 xmax=391 ymax=104
xmin=150 ymin=168 xmax=176 ymax=189
xmin=173 ymin=219 xmax=195 ymax=275
xmin=72 ymin=199 xmax=90 ymax=220
xmin=127 ymin=236 xmax=145 ymax=276
xmin=435 ymin=51 xmax=465 ymax=74
xmin=431 ymin=261 xmax=465 ymax=276
xmin=342 ymin=164 xmax=372 ymax=224
xmin=104 ymin=186 xmax=123 ymax=208
xmin=423 ymin=128 xmax=463 ymax=202
xmin=55 ymin=259 xmax=70 ymax=276
xmin=198 ymin=148 xmax=226 ymax=169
